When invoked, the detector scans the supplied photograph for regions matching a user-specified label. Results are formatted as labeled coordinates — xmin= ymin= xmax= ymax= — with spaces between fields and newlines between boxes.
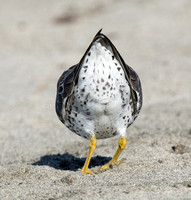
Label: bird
xmin=55 ymin=29 xmax=142 ymax=175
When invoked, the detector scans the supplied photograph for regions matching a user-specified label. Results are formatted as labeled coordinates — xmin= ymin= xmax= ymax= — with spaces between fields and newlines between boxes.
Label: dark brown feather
xmin=56 ymin=64 xmax=80 ymax=122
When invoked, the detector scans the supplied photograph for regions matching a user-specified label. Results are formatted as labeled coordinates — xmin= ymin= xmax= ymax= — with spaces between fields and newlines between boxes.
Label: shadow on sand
xmin=32 ymin=153 xmax=112 ymax=171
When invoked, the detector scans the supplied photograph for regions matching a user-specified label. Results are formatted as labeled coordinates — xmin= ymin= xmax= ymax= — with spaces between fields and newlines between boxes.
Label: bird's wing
xmin=57 ymin=64 xmax=79 ymax=99
xmin=123 ymin=64 xmax=143 ymax=115
xmin=56 ymin=64 xmax=80 ymax=122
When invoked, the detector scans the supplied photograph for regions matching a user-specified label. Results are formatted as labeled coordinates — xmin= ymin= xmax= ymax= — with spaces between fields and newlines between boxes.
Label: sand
xmin=0 ymin=0 xmax=191 ymax=199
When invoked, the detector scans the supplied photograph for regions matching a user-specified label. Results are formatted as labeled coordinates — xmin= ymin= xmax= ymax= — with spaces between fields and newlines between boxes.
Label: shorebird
xmin=56 ymin=30 xmax=142 ymax=174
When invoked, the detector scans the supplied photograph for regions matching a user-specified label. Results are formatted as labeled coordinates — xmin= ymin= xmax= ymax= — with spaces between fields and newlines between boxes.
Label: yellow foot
xmin=80 ymin=136 xmax=97 ymax=175
xmin=93 ymin=158 xmax=126 ymax=173
xmin=81 ymin=168 xmax=93 ymax=175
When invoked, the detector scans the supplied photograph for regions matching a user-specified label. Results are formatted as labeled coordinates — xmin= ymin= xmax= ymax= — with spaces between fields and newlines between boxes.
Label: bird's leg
xmin=81 ymin=136 xmax=97 ymax=175
xmin=93 ymin=137 xmax=127 ymax=172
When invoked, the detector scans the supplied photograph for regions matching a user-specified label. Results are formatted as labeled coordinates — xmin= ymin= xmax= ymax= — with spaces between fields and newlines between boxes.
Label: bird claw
xmin=93 ymin=158 xmax=126 ymax=173
xmin=81 ymin=168 xmax=93 ymax=175
xmin=115 ymin=158 xmax=126 ymax=165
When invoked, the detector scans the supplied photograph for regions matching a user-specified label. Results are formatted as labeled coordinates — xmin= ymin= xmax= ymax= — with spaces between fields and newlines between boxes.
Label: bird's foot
xmin=81 ymin=136 xmax=96 ymax=175
xmin=93 ymin=158 xmax=126 ymax=173
xmin=81 ymin=168 xmax=93 ymax=175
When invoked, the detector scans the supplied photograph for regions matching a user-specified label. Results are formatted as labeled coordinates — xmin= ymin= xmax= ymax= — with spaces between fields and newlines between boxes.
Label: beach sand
xmin=0 ymin=0 xmax=191 ymax=199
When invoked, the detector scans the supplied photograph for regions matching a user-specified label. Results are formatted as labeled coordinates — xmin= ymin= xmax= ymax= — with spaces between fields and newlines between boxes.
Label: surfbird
xmin=56 ymin=30 xmax=142 ymax=174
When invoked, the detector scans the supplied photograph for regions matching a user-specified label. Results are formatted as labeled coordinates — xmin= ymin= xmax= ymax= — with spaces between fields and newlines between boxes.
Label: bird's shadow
xmin=32 ymin=153 xmax=112 ymax=171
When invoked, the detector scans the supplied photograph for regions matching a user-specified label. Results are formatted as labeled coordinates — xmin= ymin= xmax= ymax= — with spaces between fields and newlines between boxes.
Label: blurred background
xmin=0 ymin=0 xmax=190 ymax=164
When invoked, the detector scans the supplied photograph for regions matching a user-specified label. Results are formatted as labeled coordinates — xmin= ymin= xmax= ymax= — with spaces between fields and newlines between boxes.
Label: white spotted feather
xmin=64 ymin=39 xmax=134 ymax=139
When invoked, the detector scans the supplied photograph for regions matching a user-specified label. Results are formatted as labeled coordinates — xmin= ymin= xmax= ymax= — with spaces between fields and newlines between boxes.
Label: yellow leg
xmin=81 ymin=136 xmax=97 ymax=175
xmin=93 ymin=137 xmax=127 ymax=172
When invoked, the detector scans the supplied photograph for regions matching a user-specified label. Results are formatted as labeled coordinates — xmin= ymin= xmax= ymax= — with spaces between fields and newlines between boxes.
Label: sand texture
xmin=0 ymin=0 xmax=191 ymax=199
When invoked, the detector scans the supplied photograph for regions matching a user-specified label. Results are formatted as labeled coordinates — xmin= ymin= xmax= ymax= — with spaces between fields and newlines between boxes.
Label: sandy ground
xmin=0 ymin=0 xmax=191 ymax=199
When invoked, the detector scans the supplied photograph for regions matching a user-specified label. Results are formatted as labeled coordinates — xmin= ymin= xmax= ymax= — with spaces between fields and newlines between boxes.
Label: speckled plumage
xmin=56 ymin=30 xmax=142 ymax=140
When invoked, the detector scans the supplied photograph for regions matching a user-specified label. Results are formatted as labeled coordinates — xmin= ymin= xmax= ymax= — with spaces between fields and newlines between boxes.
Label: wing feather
xmin=56 ymin=64 xmax=80 ymax=122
